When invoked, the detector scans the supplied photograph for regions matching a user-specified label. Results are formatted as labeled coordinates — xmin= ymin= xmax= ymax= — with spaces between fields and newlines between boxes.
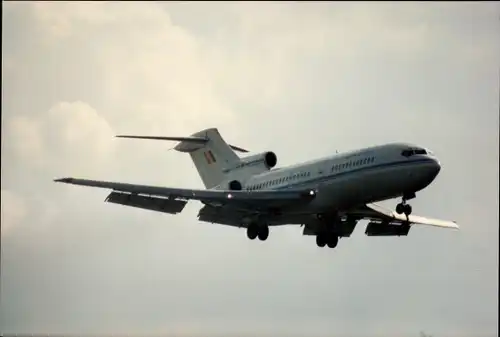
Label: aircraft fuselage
xmin=240 ymin=143 xmax=441 ymax=216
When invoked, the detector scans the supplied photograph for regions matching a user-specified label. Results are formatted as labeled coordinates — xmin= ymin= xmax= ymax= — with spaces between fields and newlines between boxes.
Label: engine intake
xmin=263 ymin=151 xmax=277 ymax=169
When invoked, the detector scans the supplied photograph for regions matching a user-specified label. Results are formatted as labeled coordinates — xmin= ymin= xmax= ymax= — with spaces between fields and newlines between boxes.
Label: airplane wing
xmin=53 ymin=177 xmax=316 ymax=213
xmin=345 ymin=202 xmax=458 ymax=236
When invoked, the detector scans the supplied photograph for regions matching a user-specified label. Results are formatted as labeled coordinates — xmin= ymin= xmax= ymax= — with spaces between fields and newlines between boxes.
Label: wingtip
xmin=54 ymin=177 xmax=73 ymax=183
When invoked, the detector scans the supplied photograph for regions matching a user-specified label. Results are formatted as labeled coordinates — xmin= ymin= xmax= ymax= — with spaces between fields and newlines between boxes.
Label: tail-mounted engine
xmin=241 ymin=151 xmax=277 ymax=169
xmin=223 ymin=151 xmax=278 ymax=175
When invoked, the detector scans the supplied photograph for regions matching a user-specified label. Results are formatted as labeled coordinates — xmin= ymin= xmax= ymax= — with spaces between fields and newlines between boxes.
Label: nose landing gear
xmin=396 ymin=192 xmax=415 ymax=216
xmin=396 ymin=202 xmax=412 ymax=216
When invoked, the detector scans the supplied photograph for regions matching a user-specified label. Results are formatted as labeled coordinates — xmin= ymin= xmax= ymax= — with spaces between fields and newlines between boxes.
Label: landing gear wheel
xmin=257 ymin=226 xmax=269 ymax=241
xmin=396 ymin=202 xmax=412 ymax=216
xmin=396 ymin=203 xmax=405 ymax=215
xmin=316 ymin=234 xmax=326 ymax=247
xmin=246 ymin=225 xmax=258 ymax=240
xmin=403 ymin=204 xmax=412 ymax=216
xmin=327 ymin=235 xmax=338 ymax=249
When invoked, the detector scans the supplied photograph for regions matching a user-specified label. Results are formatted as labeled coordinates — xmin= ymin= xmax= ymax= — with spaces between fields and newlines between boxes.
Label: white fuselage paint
xmin=225 ymin=143 xmax=441 ymax=215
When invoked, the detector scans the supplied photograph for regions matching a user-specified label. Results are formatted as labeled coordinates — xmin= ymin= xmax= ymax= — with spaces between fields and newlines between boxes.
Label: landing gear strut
xmin=246 ymin=224 xmax=269 ymax=241
xmin=396 ymin=193 xmax=414 ymax=216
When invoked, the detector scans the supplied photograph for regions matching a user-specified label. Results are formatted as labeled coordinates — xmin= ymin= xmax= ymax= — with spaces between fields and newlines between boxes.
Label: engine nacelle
xmin=240 ymin=151 xmax=277 ymax=170
xmin=221 ymin=151 xmax=278 ymax=176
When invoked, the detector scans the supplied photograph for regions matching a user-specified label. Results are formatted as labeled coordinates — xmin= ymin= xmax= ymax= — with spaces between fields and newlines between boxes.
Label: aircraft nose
xmin=431 ymin=157 xmax=441 ymax=176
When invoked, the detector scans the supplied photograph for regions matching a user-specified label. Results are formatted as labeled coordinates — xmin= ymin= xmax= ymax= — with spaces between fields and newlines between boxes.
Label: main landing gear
xmin=246 ymin=224 xmax=269 ymax=241
xmin=315 ymin=232 xmax=338 ymax=249
xmin=395 ymin=193 xmax=415 ymax=216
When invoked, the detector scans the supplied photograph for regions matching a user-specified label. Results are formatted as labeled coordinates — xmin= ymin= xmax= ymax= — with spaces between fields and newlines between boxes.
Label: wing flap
xmin=105 ymin=191 xmax=187 ymax=214
xmin=365 ymin=221 xmax=411 ymax=236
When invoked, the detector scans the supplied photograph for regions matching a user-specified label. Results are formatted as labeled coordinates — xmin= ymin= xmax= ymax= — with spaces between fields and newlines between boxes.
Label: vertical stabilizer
xmin=174 ymin=128 xmax=242 ymax=188
xmin=116 ymin=128 xmax=249 ymax=189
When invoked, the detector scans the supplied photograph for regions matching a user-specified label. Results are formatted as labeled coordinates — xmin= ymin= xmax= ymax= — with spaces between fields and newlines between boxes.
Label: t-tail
xmin=116 ymin=128 xmax=249 ymax=189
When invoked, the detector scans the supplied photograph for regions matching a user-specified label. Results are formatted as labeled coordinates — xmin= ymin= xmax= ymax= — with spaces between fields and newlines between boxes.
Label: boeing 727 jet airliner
xmin=54 ymin=127 xmax=458 ymax=249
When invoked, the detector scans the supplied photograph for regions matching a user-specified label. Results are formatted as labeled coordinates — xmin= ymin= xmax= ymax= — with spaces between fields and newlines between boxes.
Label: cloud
xmin=5 ymin=101 xmax=115 ymax=175
xmin=0 ymin=190 xmax=27 ymax=236
xmin=29 ymin=1 xmax=238 ymax=138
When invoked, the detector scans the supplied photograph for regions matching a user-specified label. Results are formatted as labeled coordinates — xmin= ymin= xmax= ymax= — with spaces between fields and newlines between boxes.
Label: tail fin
xmin=116 ymin=128 xmax=248 ymax=189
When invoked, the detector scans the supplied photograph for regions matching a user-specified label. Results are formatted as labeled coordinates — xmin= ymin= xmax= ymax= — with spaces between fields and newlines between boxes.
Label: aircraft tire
xmin=327 ymin=235 xmax=338 ymax=249
xmin=403 ymin=204 xmax=412 ymax=216
xmin=316 ymin=234 xmax=327 ymax=247
xmin=396 ymin=203 xmax=405 ymax=214
xmin=247 ymin=225 xmax=258 ymax=240
xmin=257 ymin=226 xmax=269 ymax=241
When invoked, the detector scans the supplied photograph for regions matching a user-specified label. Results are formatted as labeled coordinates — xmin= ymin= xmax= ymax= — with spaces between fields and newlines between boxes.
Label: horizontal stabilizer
xmin=116 ymin=135 xmax=207 ymax=143
xmin=115 ymin=135 xmax=249 ymax=153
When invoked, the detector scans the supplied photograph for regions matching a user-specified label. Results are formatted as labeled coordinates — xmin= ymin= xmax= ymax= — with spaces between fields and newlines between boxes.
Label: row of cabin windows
xmin=247 ymin=171 xmax=312 ymax=190
xmin=331 ymin=156 xmax=375 ymax=172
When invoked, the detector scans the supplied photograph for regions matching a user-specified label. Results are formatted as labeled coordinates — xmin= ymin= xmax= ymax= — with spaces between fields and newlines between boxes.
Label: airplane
xmin=54 ymin=127 xmax=459 ymax=249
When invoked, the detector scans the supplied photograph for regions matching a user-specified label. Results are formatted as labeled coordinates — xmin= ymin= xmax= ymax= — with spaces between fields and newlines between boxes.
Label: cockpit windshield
xmin=401 ymin=148 xmax=427 ymax=157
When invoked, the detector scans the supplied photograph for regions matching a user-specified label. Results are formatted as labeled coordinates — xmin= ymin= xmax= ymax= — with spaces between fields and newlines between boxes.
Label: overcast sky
xmin=1 ymin=2 xmax=499 ymax=336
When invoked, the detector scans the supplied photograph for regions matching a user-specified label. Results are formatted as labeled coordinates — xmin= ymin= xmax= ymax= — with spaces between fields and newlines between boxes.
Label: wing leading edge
xmin=338 ymin=203 xmax=458 ymax=237
xmin=53 ymin=177 xmax=316 ymax=212
xmin=363 ymin=203 xmax=459 ymax=229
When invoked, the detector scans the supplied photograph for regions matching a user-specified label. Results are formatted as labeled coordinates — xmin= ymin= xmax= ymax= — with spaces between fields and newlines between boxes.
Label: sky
xmin=1 ymin=1 xmax=499 ymax=336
